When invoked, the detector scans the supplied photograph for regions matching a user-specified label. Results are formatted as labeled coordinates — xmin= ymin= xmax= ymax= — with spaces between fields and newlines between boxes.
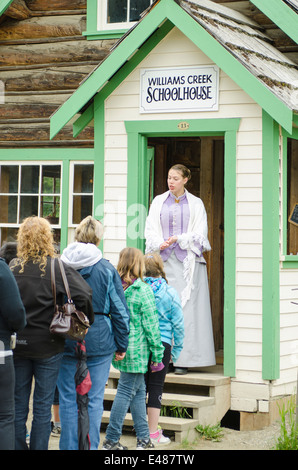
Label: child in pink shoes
xmin=144 ymin=253 xmax=184 ymax=446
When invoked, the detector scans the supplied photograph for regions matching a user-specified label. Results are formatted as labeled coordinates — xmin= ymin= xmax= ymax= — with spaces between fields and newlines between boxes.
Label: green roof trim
xmin=251 ymin=0 xmax=298 ymax=44
xmin=50 ymin=0 xmax=293 ymax=138
xmin=0 ymin=0 xmax=13 ymax=16
xmin=72 ymin=19 xmax=175 ymax=137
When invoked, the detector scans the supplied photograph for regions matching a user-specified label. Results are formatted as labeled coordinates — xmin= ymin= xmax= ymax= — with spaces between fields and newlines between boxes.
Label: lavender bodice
xmin=160 ymin=192 xmax=190 ymax=262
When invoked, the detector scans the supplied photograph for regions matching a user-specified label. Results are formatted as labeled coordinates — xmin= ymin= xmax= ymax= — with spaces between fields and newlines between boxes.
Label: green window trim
xmin=124 ymin=117 xmax=240 ymax=378
xmin=83 ymin=0 xmax=148 ymax=41
xmin=0 ymin=148 xmax=94 ymax=252
xmin=83 ymin=0 xmax=127 ymax=41
xmin=262 ymin=110 xmax=280 ymax=381
xmin=282 ymin=126 xmax=298 ymax=269
xmin=83 ymin=30 xmax=128 ymax=40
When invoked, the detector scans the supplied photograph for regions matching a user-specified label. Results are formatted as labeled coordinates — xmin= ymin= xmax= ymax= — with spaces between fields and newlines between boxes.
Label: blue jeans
xmin=57 ymin=353 xmax=113 ymax=450
xmin=0 ymin=355 xmax=15 ymax=450
xmin=106 ymin=372 xmax=149 ymax=443
xmin=14 ymin=353 xmax=63 ymax=450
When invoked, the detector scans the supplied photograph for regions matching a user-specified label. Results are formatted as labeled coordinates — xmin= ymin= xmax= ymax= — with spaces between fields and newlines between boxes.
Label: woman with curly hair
xmin=10 ymin=217 xmax=94 ymax=450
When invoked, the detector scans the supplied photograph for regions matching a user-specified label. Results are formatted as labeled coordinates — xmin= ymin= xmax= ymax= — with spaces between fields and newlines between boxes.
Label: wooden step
xmin=104 ymin=366 xmax=231 ymax=443
xmin=104 ymin=387 xmax=215 ymax=409
xmin=101 ymin=410 xmax=200 ymax=443
xmin=108 ymin=365 xmax=230 ymax=388
xmin=164 ymin=370 xmax=230 ymax=387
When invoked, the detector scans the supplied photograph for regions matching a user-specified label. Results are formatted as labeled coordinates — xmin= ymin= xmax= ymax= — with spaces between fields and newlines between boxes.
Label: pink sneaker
xmin=150 ymin=429 xmax=171 ymax=445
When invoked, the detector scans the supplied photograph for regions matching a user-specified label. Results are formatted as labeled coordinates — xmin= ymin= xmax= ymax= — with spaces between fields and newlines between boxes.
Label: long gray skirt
xmin=164 ymin=253 xmax=216 ymax=368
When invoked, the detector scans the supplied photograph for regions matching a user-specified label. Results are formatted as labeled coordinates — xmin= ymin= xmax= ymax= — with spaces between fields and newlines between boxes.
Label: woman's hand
xmin=160 ymin=240 xmax=170 ymax=250
xmin=160 ymin=236 xmax=178 ymax=250
xmin=167 ymin=236 xmax=178 ymax=245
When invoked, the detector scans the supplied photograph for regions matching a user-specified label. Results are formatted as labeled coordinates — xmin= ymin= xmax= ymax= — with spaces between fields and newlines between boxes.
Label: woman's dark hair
xmin=0 ymin=242 xmax=17 ymax=264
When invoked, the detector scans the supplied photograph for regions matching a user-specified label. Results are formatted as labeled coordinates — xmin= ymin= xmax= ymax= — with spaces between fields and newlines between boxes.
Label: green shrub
xmin=275 ymin=396 xmax=298 ymax=450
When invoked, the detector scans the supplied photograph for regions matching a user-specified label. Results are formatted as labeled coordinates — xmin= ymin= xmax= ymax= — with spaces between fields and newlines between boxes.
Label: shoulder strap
xmin=57 ymin=257 xmax=72 ymax=301
xmin=51 ymin=257 xmax=56 ymax=305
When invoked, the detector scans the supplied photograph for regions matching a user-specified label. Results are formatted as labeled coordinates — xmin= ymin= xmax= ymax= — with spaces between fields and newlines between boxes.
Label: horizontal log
xmin=0 ymin=140 xmax=93 ymax=148
xmin=5 ymin=0 xmax=32 ymax=20
xmin=0 ymin=39 xmax=112 ymax=67
xmin=0 ymin=103 xmax=59 ymax=119
xmin=4 ymin=92 xmax=72 ymax=106
xmin=0 ymin=123 xmax=94 ymax=141
xmin=0 ymin=59 xmax=100 ymax=72
xmin=31 ymin=10 xmax=87 ymax=17
xmin=0 ymin=36 xmax=86 ymax=46
xmin=0 ymin=15 xmax=86 ymax=40
xmin=26 ymin=0 xmax=86 ymax=11
xmin=212 ymin=0 xmax=244 ymax=3
xmin=2 ymin=67 xmax=91 ymax=91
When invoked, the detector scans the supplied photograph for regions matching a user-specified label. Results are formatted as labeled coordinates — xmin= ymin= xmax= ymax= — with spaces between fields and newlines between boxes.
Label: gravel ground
xmin=48 ymin=419 xmax=282 ymax=451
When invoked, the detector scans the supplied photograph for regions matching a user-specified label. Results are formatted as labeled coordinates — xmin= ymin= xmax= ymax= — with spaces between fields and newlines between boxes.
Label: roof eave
xmin=250 ymin=0 xmax=298 ymax=44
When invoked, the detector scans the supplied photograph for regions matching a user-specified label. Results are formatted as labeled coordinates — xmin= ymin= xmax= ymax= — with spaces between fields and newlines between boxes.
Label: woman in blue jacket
xmin=57 ymin=216 xmax=130 ymax=450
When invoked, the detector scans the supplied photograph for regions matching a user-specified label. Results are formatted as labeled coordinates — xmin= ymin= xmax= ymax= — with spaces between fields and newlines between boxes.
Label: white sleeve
xmin=144 ymin=198 xmax=164 ymax=253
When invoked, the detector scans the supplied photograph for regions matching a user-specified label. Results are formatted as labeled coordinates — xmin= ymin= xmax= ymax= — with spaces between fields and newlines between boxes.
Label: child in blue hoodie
xmin=144 ymin=252 xmax=184 ymax=446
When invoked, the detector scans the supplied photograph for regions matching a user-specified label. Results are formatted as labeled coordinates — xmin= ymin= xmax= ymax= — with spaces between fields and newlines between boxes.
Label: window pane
xmin=20 ymin=196 xmax=38 ymax=221
xmin=73 ymin=164 xmax=94 ymax=193
xmin=52 ymin=229 xmax=61 ymax=254
xmin=0 ymin=227 xmax=18 ymax=246
xmin=21 ymin=166 xmax=39 ymax=194
xmin=72 ymin=195 xmax=93 ymax=224
xmin=42 ymin=165 xmax=61 ymax=194
xmin=107 ymin=0 xmax=127 ymax=23
xmin=0 ymin=165 xmax=18 ymax=193
xmin=129 ymin=0 xmax=151 ymax=21
xmin=0 ymin=196 xmax=17 ymax=223
xmin=41 ymin=196 xmax=60 ymax=222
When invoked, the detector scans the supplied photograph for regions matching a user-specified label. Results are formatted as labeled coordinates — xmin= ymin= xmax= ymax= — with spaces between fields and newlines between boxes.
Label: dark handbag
xmin=50 ymin=257 xmax=90 ymax=341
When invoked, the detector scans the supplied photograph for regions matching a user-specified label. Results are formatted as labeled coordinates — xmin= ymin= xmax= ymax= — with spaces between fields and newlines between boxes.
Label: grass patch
xmin=275 ymin=396 xmax=298 ymax=450
xmin=195 ymin=422 xmax=224 ymax=442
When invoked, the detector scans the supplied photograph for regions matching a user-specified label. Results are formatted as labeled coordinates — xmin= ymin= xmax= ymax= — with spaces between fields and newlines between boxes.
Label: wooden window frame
xmin=69 ymin=161 xmax=94 ymax=228
xmin=83 ymin=0 xmax=153 ymax=40
xmin=282 ymin=127 xmax=298 ymax=268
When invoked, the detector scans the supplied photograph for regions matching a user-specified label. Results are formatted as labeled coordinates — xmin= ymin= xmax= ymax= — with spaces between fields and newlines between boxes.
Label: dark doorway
xmin=147 ymin=136 xmax=224 ymax=354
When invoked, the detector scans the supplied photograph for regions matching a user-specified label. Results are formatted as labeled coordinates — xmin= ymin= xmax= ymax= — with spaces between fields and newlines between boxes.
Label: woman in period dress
xmin=144 ymin=164 xmax=215 ymax=374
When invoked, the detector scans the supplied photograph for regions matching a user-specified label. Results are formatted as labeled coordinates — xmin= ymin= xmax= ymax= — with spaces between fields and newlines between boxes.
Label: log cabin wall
xmin=0 ymin=0 xmax=117 ymax=148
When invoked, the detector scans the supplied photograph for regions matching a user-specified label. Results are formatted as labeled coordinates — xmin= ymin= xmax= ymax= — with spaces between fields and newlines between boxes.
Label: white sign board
xmin=140 ymin=66 xmax=219 ymax=114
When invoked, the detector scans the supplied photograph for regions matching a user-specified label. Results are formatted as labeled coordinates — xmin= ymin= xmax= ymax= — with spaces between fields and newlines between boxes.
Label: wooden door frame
xmin=125 ymin=117 xmax=240 ymax=377
xmin=147 ymin=135 xmax=224 ymax=352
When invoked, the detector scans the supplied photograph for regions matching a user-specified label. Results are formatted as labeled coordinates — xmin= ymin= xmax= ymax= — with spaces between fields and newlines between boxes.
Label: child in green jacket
xmin=102 ymin=247 xmax=164 ymax=451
